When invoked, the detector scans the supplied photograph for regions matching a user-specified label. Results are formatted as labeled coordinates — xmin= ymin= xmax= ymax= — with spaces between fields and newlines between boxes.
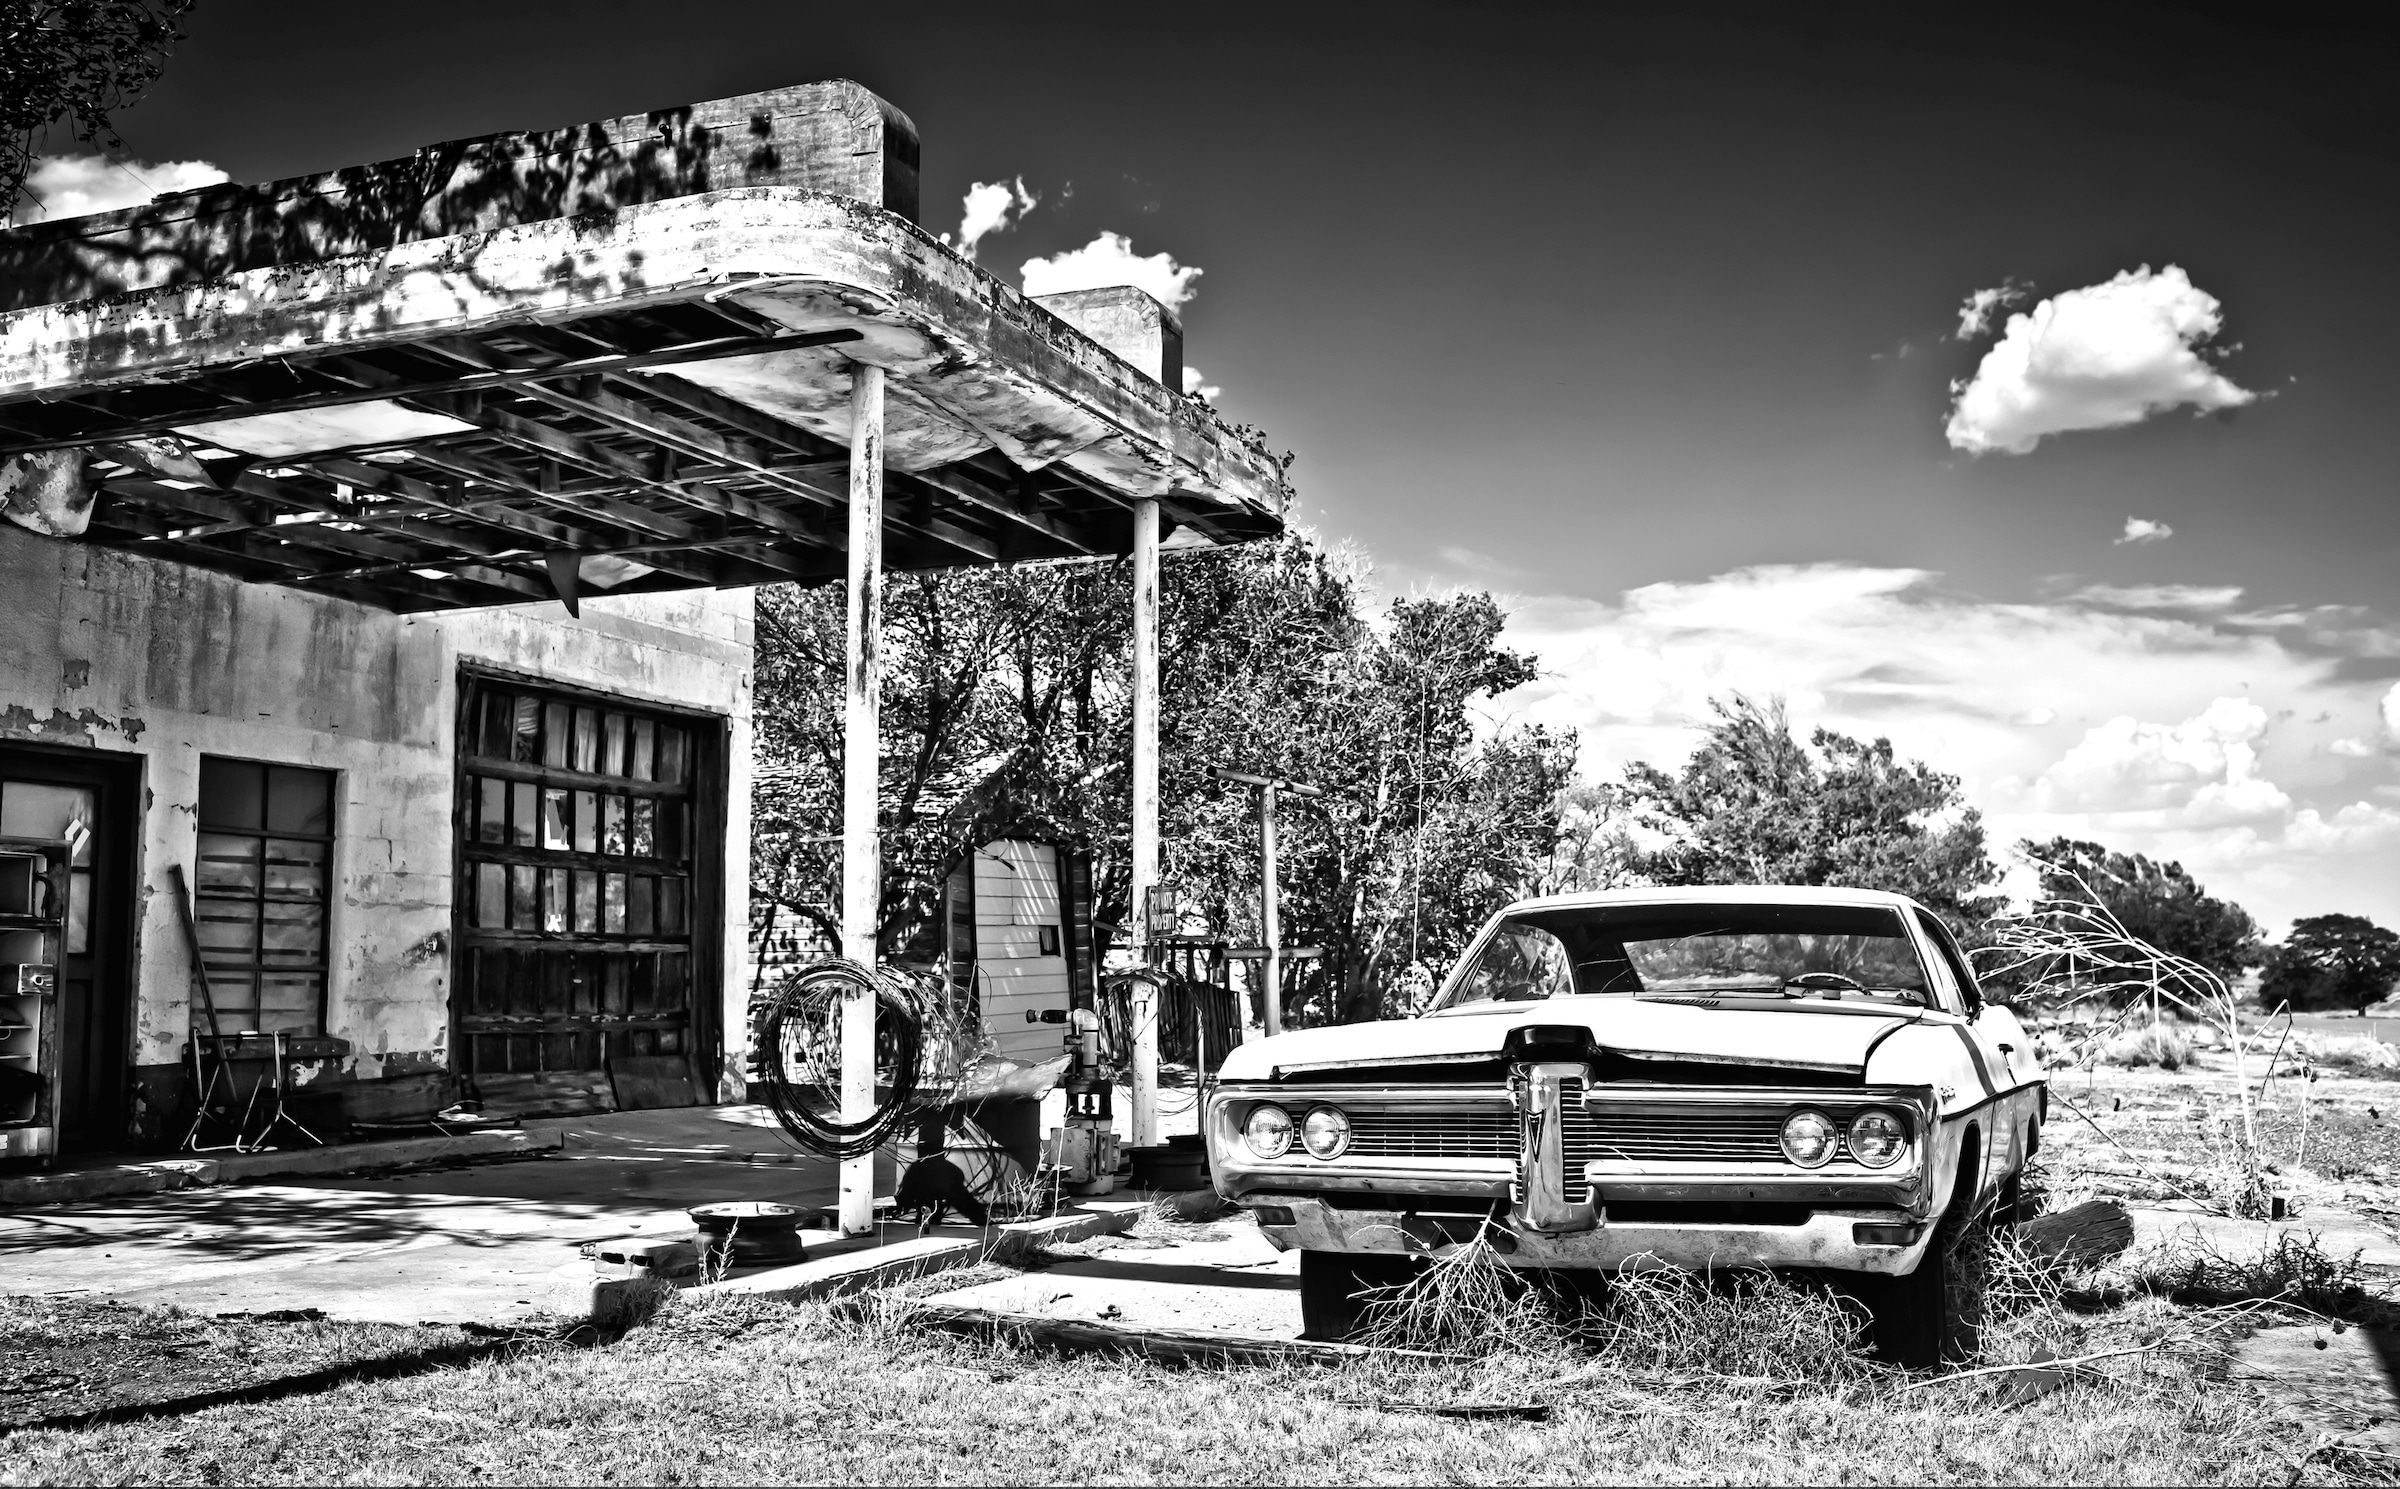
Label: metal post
xmin=1127 ymin=498 xmax=1161 ymax=1149
xmin=1261 ymin=781 xmax=1281 ymax=1039
xmin=1207 ymin=767 xmax=1321 ymax=1041
xmin=838 ymin=362 xmax=885 ymax=1237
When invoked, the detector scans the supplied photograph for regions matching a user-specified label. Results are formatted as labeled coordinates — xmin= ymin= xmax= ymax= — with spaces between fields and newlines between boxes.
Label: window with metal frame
xmin=194 ymin=760 xmax=335 ymax=1036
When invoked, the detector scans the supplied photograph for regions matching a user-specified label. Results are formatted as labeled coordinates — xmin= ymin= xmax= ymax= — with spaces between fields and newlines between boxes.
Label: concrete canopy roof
xmin=0 ymin=81 xmax=1285 ymax=612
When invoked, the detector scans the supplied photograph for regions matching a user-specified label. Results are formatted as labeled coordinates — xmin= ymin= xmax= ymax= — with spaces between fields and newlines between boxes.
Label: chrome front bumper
xmin=1205 ymin=1069 xmax=1941 ymax=1274
xmin=1241 ymin=1193 xmax=1938 ymax=1274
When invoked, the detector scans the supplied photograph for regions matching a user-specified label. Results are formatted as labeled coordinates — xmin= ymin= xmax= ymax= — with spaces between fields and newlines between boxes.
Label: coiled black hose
xmin=1098 ymin=968 xmax=1244 ymax=1074
xmin=748 ymin=957 xmax=926 ymax=1162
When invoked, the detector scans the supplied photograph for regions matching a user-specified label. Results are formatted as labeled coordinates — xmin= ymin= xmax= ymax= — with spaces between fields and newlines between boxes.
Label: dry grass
xmin=1355 ymin=1232 xmax=1561 ymax=1357
xmin=0 ymin=1282 xmax=2329 ymax=1487
xmin=0 ymin=1191 xmax=2381 ymax=1483
xmin=2100 ymin=1021 xmax=2197 ymax=1071
xmin=2293 ymin=1032 xmax=2400 ymax=1077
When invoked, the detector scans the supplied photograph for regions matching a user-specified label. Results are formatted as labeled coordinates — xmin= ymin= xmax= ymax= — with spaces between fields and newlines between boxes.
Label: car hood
xmin=1215 ymin=998 xmax=1922 ymax=1081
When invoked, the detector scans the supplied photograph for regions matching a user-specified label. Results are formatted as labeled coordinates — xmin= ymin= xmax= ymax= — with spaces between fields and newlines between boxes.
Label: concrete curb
xmin=0 ymin=1129 xmax=565 ymax=1209
xmin=681 ymin=1190 xmax=1221 ymax=1306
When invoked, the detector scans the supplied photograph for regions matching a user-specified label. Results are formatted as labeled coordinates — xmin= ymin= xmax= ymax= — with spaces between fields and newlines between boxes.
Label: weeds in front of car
xmin=1355 ymin=1231 xmax=1565 ymax=1358
xmin=1342 ymin=1228 xmax=1885 ymax=1422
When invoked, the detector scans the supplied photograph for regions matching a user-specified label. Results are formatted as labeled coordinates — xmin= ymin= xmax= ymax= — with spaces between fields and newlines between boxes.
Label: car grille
xmin=1342 ymin=1105 xmax=1516 ymax=1159
xmin=1312 ymin=1095 xmax=1834 ymax=1174
xmin=1566 ymin=1103 xmax=1789 ymax=1167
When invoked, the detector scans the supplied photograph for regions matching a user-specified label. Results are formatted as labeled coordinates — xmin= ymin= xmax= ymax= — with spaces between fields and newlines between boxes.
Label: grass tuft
xmin=2100 ymin=1022 xmax=2196 ymax=1071
xmin=1356 ymin=1233 xmax=1563 ymax=1358
xmin=1576 ymin=1265 xmax=1877 ymax=1387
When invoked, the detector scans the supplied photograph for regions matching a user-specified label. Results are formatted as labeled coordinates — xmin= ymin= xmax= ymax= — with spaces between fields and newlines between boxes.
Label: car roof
xmin=1497 ymin=884 xmax=1930 ymax=916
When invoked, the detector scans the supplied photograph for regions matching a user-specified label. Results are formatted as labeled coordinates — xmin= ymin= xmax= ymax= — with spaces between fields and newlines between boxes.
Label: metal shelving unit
xmin=0 ymin=836 xmax=67 ymax=1164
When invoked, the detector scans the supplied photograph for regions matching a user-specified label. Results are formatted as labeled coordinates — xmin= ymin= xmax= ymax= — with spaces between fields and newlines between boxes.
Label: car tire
xmin=1994 ymin=1168 xmax=2026 ymax=1230
xmin=1298 ymin=1250 xmax=1421 ymax=1341
xmin=1863 ymin=1178 xmax=1990 ymax=1369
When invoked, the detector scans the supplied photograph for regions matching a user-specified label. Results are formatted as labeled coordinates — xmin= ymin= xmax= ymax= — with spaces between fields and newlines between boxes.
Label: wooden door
xmin=453 ymin=674 xmax=722 ymax=1113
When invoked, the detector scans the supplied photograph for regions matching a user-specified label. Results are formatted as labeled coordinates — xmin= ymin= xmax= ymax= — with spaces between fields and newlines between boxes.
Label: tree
xmin=2014 ymin=837 xmax=2262 ymax=982
xmin=748 ymin=530 xmax=1575 ymax=1027
xmin=751 ymin=559 xmax=1129 ymax=959
xmin=1139 ymin=539 xmax=1573 ymax=1025
xmin=1536 ymin=782 xmax=1644 ymax=897
xmin=1621 ymin=694 xmax=1999 ymax=925
xmin=2260 ymin=914 xmax=2400 ymax=1015
xmin=3 ymin=1 xmax=198 ymax=210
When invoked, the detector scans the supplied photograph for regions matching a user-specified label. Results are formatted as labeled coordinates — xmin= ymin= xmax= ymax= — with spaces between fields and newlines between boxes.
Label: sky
xmin=25 ymin=0 xmax=2400 ymax=934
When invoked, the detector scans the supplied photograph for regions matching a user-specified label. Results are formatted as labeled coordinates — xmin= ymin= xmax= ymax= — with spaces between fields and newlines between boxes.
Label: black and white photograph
xmin=1 ymin=2 xmax=2395 ymax=1480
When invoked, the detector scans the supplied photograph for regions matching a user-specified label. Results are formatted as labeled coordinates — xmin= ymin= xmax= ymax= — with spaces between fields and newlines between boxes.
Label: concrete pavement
xmin=920 ymin=1215 xmax=1303 ymax=1337
xmin=0 ymin=1104 xmax=895 ymax=1325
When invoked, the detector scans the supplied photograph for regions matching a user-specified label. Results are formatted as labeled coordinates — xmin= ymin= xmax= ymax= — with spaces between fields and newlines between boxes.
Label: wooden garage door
xmin=454 ymin=674 xmax=719 ymax=1112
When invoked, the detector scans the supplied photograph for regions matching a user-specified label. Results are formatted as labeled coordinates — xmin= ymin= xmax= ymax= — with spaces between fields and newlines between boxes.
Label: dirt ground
xmin=0 ymin=1294 xmax=483 ymax=1432
xmin=2039 ymin=1044 xmax=2400 ymax=1228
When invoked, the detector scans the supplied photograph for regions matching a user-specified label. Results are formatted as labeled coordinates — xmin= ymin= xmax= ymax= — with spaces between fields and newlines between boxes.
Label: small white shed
xmin=942 ymin=838 xmax=1096 ymax=1066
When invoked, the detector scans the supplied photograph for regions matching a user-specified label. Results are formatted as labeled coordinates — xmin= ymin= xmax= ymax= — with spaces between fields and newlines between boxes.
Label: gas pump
xmin=1028 ymin=1006 xmax=1120 ymax=1194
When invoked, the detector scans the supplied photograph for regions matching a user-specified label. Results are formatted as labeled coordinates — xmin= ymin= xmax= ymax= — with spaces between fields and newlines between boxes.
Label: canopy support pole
xmin=838 ymin=361 xmax=885 ymax=1236
xmin=1127 ymin=497 xmax=1161 ymax=1150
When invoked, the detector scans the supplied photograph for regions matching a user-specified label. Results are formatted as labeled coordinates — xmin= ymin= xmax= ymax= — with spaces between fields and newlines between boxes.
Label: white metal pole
xmin=1261 ymin=782 xmax=1281 ymax=1039
xmin=1128 ymin=498 xmax=1161 ymax=1149
xmin=838 ymin=361 xmax=885 ymax=1236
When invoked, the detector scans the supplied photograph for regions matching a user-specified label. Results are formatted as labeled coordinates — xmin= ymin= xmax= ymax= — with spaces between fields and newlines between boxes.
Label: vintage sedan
xmin=1204 ymin=886 xmax=2046 ymax=1365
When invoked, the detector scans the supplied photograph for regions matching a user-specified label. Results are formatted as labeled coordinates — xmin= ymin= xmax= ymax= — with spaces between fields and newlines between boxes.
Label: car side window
xmin=1911 ymin=909 xmax=1976 ymax=1016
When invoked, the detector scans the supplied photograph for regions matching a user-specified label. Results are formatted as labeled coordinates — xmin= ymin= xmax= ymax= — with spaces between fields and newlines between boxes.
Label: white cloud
xmin=1182 ymin=364 xmax=1222 ymax=402
xmin=2285 ymin=802 xmax=2400 ymax=853
xmin=2384 ymin=681 xmax=2400 ymax=743
xmin=2031 ymin=697 xmax=2289 ymax=826
xmin=2331 ymin=737 xmax=2378 ymax=759
xmin=1954 ymin=280 xmax=2029 ymax=340
xmin=12 ymin=154 xmax=228 ymax=224
xmin=1944 ymin=265 xmax=2257 ymax=455
xmin=1021 ymin=231 xmax=1202 ymax=309
xmin=1476 ymin=562 xmax=2400 ymax=932
xmin=2070 ymin=582 xmax=2241 ymax=612
xmin=954 ymin=177 xmax=1037 ymax=260
xmin=2116 ymin=515 xmax=2173 ymax=545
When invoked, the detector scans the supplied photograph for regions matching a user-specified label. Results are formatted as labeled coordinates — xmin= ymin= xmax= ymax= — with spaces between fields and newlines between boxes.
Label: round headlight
xmin=1243 ymin=1103 xmax=1294 ymax=1159
xmin=1301 ymin=1106 xmax=1351 ymax=1159
xmin=1847 ymin=1109 xmax=1907 ymax=1168
xmin=1780 ymin=1108 xmax=1839 ymax=1168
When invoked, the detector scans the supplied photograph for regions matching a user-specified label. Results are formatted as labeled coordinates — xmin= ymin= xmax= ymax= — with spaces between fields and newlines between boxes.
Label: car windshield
xmin=1432 ymin=902 xmax=1931 ymax=1010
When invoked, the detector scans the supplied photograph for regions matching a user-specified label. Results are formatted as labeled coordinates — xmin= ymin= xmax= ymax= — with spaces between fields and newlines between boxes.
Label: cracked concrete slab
xmin=920 ymin=1218 xmax=1303 ymax=1338
xmin=0 ymin=1105 xmax=888 ymax=1325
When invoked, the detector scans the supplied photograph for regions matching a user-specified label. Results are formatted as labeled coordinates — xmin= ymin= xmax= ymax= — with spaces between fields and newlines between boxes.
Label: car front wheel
xmin=1298 ymin=1250 xmax=1422 ymax=1341
xmin=1861 ymin=1182 xmax=1990 ymax=1369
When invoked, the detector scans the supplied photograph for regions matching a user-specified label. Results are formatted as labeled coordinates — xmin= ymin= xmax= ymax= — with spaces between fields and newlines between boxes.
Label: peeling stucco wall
xmin=0 ymin=525 xmax=754 ymax=1094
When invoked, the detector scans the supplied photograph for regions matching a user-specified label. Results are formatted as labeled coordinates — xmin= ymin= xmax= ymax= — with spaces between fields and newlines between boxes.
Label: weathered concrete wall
xmin=0 ymin=79 xmax=920 ymax=313
xmin=0 ymin=524 xmax=754 ymax=1097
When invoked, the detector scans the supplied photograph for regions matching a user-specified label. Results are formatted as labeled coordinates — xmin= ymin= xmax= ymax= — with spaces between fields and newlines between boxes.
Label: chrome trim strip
xmin=1517 ymin=1061 xmax=1599 ymax=1233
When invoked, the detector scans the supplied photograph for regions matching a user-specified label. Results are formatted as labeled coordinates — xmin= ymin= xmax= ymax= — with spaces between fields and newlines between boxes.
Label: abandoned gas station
xmin=0 ymin=77 xmax=1285 ymax=1235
